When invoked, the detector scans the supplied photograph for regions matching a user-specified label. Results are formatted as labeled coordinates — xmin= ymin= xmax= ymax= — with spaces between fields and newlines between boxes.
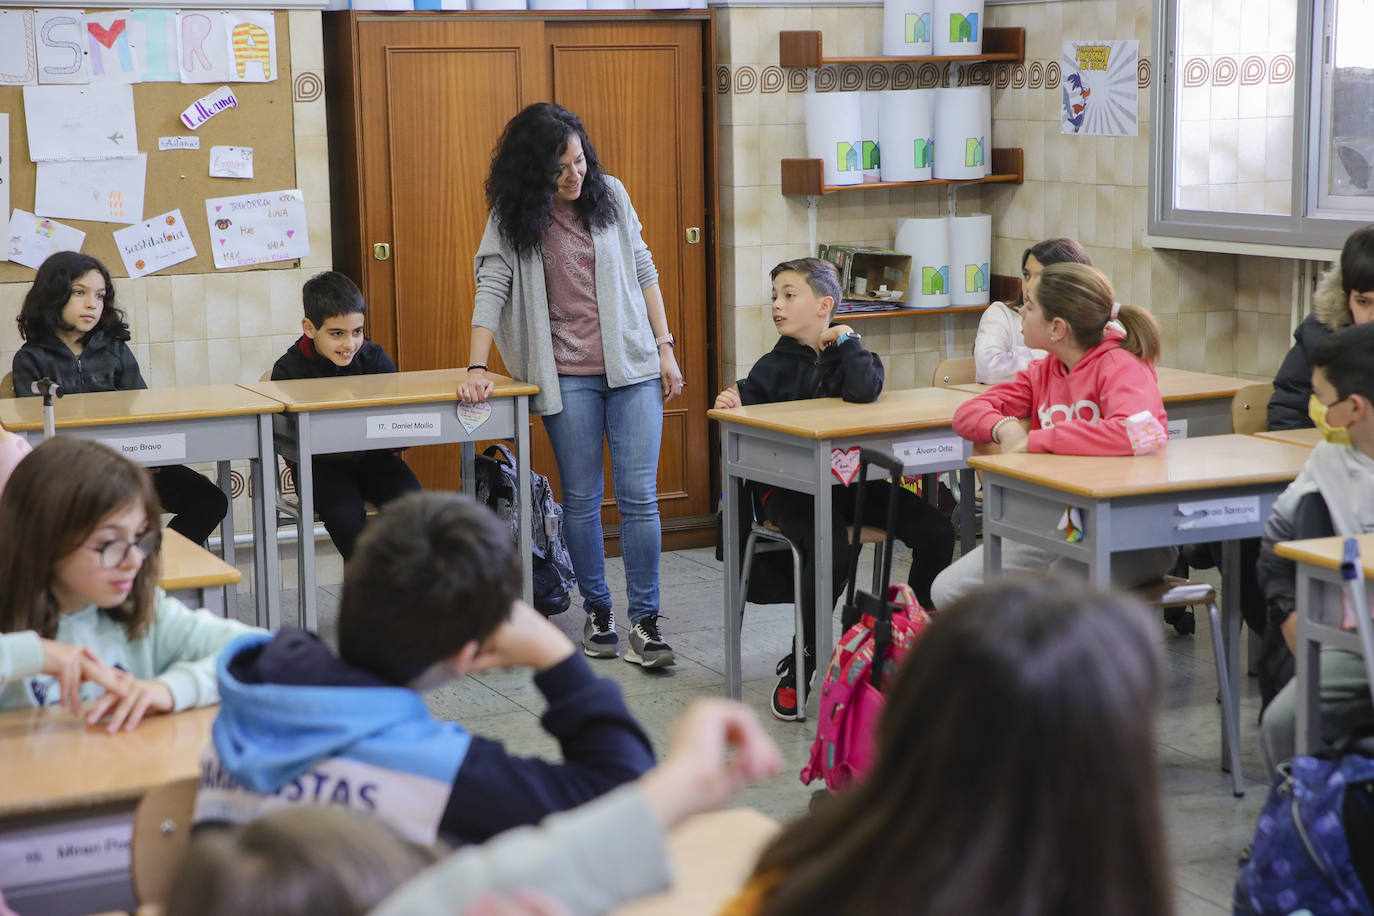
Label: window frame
xmin=1149 ymin=0 xmax=1368 ymax=250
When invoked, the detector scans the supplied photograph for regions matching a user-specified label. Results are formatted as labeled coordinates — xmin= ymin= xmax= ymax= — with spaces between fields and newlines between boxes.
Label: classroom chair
xmin=931 ymin=357 xmax=975 ymax=388
xmin=733 ymin=521 xmax=887 ymax=722
xmin=130 ymin=776 xmax=198 ymax=907
xmin=1231 ymin=382 xmax=1275 ymax=436
xmin=1135 ymin=576 xmax=1245 ymax=796
xmin=0 ymin=372 xmax=13 ymax=398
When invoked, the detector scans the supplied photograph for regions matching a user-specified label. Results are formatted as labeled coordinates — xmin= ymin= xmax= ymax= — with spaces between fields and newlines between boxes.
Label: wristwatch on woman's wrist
xmin=655 ymin=333 xmax=676 ymax=349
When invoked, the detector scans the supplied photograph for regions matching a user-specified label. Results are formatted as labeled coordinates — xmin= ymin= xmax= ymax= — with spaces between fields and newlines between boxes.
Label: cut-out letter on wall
xmin=230 ymin=14 xmax=275 ymax=82
xmin=85 ymin=11 xmax=138 ymax=84
xmin=130 ymin=9 xmax=180 ymax=82
xmin=37 ymin=10 xmax=90 ymax=85
xmin=178 ymin=12 xmax=233 ymax=83
xmin=0 ymin=11 xmax=38 ymax=86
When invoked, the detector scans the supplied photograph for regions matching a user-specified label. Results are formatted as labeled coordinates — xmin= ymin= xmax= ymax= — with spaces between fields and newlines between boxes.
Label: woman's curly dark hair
xmin=17 ymin=251 xmax=130 ymax=345
xmin=485 ymin=103 xmax=617 ymax=256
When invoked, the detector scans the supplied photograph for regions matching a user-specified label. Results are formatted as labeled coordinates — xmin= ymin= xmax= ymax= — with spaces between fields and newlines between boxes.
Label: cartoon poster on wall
xmin=8 ymin=210 xmax=86 ymax=270
xmin=1061 ymin=40 xmax=1138 ymax=137
xmin=205 ymin=189 xmax=308 ymax=269
xmin=113 ymin=209 xmax=197 ymax=278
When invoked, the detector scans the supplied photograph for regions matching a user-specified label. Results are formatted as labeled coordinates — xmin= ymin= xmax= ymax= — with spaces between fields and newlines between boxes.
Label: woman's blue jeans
xmin=541 ymin=375 xmax=662 ymax=624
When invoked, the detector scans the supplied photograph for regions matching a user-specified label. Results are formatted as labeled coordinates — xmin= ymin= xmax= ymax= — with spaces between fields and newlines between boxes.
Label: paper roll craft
xmin=933 ymin=0 xmax=984 ymax=56
xmin=948 ymin=213 xmax=992 ymax=307
xmin=859 ymin=92 xmax=883 ymax=180
xmin=932 ymin=86 xmax=990 ymax=180
xmin=894 ymin=216 xmax=950 ymax=310
xmin=877 ymin=89 xmax=934 ymax=182
xmin=882 ymin=0 xmax=934 ymax=57
xmin=805 ymin=93 xmax=867 ymax=187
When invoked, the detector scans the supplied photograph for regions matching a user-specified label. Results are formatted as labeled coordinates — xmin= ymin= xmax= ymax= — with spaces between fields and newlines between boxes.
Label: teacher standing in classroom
xmin=457 ymin=102 xmax=683 ymax=672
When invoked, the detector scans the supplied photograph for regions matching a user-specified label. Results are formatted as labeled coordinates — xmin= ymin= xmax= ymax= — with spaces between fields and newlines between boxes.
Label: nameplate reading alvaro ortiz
xmin=366 ymin=413 xmax=443 ymax=439
xmin=96 ymin=434 xmax=187 ymax=462
xmin=891 ymin=435 xmax=967 ymax=471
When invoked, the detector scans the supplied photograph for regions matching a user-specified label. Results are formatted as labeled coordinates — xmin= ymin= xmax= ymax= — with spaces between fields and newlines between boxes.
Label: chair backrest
xmin=931 ymin=357 xmax=975 ymax=388
xmin=131 ymin=776 xmax=198 ymax=906
xmin=0 ymin=372 xmax=14 ymax=399
xmin=1231 ymin=382 xmax=1274 ymax=435
xmin=260 ymin=369 xmax=273 ymax=382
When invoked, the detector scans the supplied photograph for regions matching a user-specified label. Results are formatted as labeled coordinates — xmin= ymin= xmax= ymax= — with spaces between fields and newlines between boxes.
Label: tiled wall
xmin=714 ymin=0 xmax=1308 ymax=391
xmin=0 ymin=10 xmax=332 ymax=531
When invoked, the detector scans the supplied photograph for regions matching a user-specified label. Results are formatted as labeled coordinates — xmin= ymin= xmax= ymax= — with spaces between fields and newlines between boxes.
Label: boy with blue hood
xmin=193 ymin=492 xmax=655 ymax=846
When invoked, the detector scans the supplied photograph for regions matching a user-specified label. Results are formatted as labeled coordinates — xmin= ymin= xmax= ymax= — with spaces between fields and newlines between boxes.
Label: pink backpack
xmin=800 ymin=583 xmax=931 ymax=792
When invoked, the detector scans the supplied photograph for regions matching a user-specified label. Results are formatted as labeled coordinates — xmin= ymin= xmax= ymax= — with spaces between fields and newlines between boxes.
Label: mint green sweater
xmin=0 ymin=590 xmax=262 ymax=711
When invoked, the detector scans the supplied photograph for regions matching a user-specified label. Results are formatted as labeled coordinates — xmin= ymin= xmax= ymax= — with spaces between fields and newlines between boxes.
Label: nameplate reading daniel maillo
xmin=366 ymin=413 xmax=443 ymax=439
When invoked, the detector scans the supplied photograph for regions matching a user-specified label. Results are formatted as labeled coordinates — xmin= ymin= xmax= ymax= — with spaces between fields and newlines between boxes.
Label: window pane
xmin=1322 ymin=0 xmax=1374 ymax=209
xmin=1173 ymin=0 xmax=1298 ymax=216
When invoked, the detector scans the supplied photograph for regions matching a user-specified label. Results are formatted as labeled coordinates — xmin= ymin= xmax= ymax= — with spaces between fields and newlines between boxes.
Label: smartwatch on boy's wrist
xmin=835 ymin=331 xmax=861 ymax=346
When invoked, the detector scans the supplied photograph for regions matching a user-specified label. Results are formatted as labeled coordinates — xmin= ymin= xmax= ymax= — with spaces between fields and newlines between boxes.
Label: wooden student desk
xmin=970 ymin=434 xmax=1313 ymax=789
xmin=1273 ymin=534 xmax=1374 ymax=755
xmin=159 ymin=527 xmax=242 ymax=614
xmin=0 ymin=385 xmax=283 ymax=628
xmin=613 ymin=807 xmax=779 ymax=916
xmin=949 ymin=366 xmax=1253 ymax=438
xmin=1254 ymin=427 xmax=1322 ymax=449
xmin=241 ymin=370 xmax=539 ymax=630
xmin=709 ymin=387 xmax=978 ymax=700
xmin=0 ymin=705 xmax=216 ymax=914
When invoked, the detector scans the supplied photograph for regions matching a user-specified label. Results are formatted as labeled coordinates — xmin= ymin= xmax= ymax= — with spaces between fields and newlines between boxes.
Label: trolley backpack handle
xmin=838 ymin=448 xmax=906 ymax=689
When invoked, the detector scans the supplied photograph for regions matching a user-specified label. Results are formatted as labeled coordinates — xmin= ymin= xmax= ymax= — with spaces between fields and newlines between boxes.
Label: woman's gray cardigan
xmin=471 ymin=175 xmax=662 ymax=416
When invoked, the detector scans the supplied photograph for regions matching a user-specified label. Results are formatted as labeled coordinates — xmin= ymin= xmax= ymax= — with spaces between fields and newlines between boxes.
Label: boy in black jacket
xmin=713 ymin=258 xmax=954 ymax=720
xmin=270 ymin=271 xmax=420 ymax=559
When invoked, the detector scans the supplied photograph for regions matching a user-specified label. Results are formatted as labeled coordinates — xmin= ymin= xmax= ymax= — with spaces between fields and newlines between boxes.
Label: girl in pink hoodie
xmin=930 ymin=263 xmax=1177 ymax=609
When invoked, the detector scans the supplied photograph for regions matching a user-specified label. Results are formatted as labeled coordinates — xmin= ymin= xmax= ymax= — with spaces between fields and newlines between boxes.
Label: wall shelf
xmin=836 ymin=275 xmax=1019 ymax=321
xmin=779 ymin=27 xmax=1025 ymax=69
xmin=781 ymin=147 xmax=1023 ymax=197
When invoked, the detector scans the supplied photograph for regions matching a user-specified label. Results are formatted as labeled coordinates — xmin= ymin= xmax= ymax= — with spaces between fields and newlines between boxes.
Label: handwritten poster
xmin=84 ymin=10 xmax=140 ymax=85
xmin=7 ymin=209 xmax=86 ymax=270
xmin=0 ymin=11 xmax=38 ymax=86
xmin=35 ymin=10 xmax=91 ymax=85
xmin=35 ymin=154 xmax=146 ymax=224
xmin=23 ymin=85 xmax=138 ymax=160
xmin=210 ymin=146 xmax=253 ymax=178
xmin=0 ymin=114 xmax=8 ymax=261
xmin=1061 ymin=40 xmax=1139 ymax=137
xmin=205 ymin=188 xmax=308 ymax=268
xmin=112 ymin=208 xmax=197 ymax=278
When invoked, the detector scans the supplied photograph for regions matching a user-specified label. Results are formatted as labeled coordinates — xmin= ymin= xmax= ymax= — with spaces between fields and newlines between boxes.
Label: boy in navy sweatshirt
xmin=713 ymin=258 xmax=954 ymax=721
xmin=193 ymin=491 xmax=655 ymax=846
xmin=270 ymin=270 xmax=420 ymax=559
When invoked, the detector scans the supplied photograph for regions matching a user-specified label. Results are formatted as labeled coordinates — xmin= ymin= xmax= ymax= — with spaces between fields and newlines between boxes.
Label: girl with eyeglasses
xmin=0 ymin=438 xmax=262 ymax=731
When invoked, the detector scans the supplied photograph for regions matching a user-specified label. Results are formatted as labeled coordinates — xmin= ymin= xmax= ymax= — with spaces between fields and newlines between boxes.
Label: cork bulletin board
xmin=0 ymin=9 xmax=296 ymax=282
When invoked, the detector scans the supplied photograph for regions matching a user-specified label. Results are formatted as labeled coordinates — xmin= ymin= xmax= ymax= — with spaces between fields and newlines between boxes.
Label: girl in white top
xmin=973 ymin=238 xmax=1091 ymax=384
xmin=0 ymin=437 xmax=261 ymax=731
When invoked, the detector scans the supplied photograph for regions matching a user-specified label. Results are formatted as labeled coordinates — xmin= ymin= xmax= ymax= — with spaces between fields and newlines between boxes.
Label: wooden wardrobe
xmin=324 ymin=10 xmax=719 ymax=551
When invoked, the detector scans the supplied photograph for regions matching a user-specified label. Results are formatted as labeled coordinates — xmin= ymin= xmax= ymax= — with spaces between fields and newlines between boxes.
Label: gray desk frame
xmin=1167 ymin=396 xmax=1234 ymax=438
xmin=1293 ymin=558 xmax=1374 ymax=754
xmin=269 ymin=395 xmax=533 ymax=630
xmin=720 ymin=421 xmax=975 ymax=700
xmin=15 ymin=414 xmax=279 ymax=628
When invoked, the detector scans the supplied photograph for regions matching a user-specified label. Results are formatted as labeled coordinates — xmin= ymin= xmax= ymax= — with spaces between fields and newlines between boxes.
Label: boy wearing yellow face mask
xmin=1256 ymin=321 xmax=1374 ymax=778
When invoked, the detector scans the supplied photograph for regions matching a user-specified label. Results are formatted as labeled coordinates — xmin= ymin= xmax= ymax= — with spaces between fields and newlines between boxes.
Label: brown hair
xmin=750 ymin=578 xmax=1172 ymax=916
xmin=165 ymin=806 xmax=437 ymax=916
xmin=0 ymin=437 xmax=162 ymax=640
xmin=1033 ymin=262 xmax=1160 ymax=364
xmin=770 ymin=258 xmax=842 ymax=317
xmin=1014 ymin=237 xmax=1092 ymax=308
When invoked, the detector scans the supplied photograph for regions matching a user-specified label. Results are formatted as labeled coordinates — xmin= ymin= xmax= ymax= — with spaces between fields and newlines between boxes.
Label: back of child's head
xmin=752 ymin=578 xmax=1170 ymax=916
xmin=1310 ymin=320 xmax=1374 ymax=404
xmin=0 ymin=437 xmax=161 ymax=640
xmin=164 ymin=806 xmax=436 ymax=916
xmin=1340 ymin=224 xmax=1374 ymax=298
xmin=338 ymin=492 xmax=519 ymax=685
xmin=1016 ymin=237 xmax=1091 ymax=306
xmin=770 ymin=258 xmax=841 ymax=315
xmin=1035 ymin=262 xmax=1160 ymax=365
xmin=302 ymin=271 xmax=366 ymax=329
xmin=18 ymin=251 xmax=127 ymax=344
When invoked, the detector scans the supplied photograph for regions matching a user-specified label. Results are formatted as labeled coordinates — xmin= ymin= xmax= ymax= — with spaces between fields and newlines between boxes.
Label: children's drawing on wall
xmin=178 ymin=11 xmax=277 ymax=84
xmin=84 ymin=10 xmax=140 ymax=85
xmin=0 ymin=11 xmax=38 ymax=86
xmin=23 ymin=85 xmax=138 ymax=160
xmin=0 ymin=114 xmax=9 ymax=260
xmin=209 ymin=145 xmax=253 ymax=179
xmin=34 ymin=10 xmax=91 ymax=86
xmin=113 ymin=208 xmax=197 ymax=278
xmin=204 ymin=188 xmax=308 ymax=269
xmin=35 ymin=155 xmax=147 ymax=225
xmin=8 ymin=209 xmax=85 ymax=270
xmin=1061 ymin=40 xmax=1138 ymax=137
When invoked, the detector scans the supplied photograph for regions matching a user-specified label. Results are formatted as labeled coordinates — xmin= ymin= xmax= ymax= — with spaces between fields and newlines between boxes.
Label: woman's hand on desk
xmin=458 ymin=368 xmax=495 ymax=404
xmin=39 ymin=639 xmax=128 ymax=718
xmin=85 ymin=675 xmax=174 ymax=733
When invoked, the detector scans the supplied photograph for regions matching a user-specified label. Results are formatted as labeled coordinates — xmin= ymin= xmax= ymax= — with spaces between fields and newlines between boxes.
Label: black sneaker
xmin=625 ymin=615 xmax=676 ymax=668
xmin=1163 ymin=606 xmax=1196 ymax=636
xmin=771 ymin=650 xmax=817 ymax=721
xmin=582 ymin=604 xmax=618 ymax=658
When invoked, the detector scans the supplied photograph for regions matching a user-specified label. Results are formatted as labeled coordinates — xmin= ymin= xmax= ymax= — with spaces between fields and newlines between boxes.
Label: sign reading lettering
xmin=365 ymin=412 xmax=442 ymax=439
